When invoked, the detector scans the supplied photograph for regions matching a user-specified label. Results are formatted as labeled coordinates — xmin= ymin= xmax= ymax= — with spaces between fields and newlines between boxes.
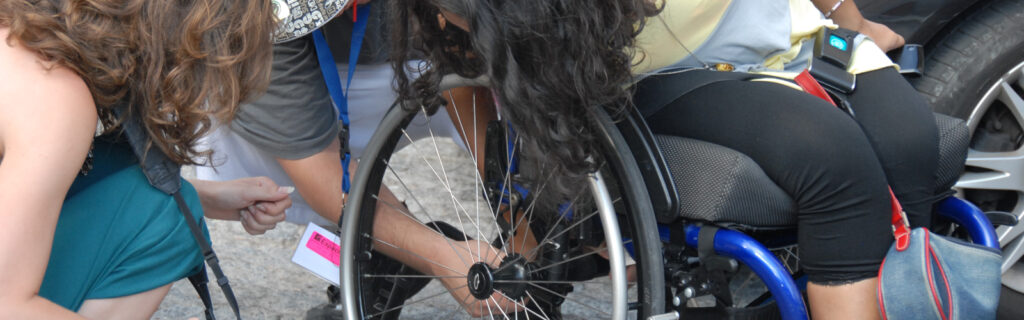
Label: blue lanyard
xmin=311 ymin=3 xmax=371 ymax=193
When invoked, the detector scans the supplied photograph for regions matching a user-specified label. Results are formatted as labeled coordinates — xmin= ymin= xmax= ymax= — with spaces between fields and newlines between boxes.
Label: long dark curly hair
xmin=1 ymin=0 xmax=275 ymax=165
xmin=390 ymin=0 xmax=659 ymax=199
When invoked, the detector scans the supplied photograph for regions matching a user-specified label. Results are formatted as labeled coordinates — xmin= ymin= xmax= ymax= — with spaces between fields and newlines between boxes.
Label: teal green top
xmin=38 ymin=136 xmax=210 ymax=310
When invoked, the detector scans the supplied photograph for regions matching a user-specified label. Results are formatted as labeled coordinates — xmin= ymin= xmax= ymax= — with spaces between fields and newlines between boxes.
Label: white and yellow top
xmin=632 ymin=0 xmax=895 ymax=79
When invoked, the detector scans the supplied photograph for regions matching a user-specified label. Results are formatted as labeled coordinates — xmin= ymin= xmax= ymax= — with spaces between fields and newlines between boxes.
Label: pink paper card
xmin=306 ymin=231 xmax=340 ymax=266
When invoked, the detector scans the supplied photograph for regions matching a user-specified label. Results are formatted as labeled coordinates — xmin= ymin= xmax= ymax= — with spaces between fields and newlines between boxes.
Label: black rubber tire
xmin=910 ymin=0 xmax=1024 ymax=118
xmin=998 ymin=285 xmax=1024 ymax=319
xmin=339 ymin=103 xmax=666 ymax=319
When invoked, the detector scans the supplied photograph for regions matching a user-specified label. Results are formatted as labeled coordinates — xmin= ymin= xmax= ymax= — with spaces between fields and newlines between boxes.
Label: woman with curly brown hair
xmin=0 ymin=0 xmax=292 ymax=317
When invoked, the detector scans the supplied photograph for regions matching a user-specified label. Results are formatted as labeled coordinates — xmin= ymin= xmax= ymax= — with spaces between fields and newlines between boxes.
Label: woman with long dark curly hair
xmin=0 ymin=0 xmax=289 ymax=317
xmin=367 ymin=0 xmax=659 ymax=317
xmin=391 ymin=0 xmax=659 ymax=198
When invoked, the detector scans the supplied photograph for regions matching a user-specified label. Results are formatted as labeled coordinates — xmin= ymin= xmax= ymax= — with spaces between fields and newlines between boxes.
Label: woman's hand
xmin=811 ymin=0 xmax=905 ymax=52
xmin=858 ymin=19 xmax=905 ymax=52
xmin=190 ymin=177 xmax=293 ymax=235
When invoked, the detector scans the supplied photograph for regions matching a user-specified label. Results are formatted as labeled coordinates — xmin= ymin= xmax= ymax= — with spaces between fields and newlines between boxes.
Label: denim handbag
xmin=877 ymin=192 xmax=1002 ymax=320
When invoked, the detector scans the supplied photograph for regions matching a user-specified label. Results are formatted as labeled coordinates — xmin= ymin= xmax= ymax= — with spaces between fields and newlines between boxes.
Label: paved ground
xmin=154 ymin=138 xmax=617 ymax=319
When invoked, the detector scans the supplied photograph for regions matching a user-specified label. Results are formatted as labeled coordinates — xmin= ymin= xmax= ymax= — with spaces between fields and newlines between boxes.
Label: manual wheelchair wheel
xmin=338 ymin=94 xmax=665 ymax=319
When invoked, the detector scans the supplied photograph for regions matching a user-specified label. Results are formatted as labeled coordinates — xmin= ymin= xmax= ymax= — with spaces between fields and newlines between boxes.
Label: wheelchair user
xmin=0 ymin=1 xmax=292 ymax=317
xmin=631 ymin=0 xmax=953 ymax=318
xmin=397 ymin=0 xmax=963 ymax=319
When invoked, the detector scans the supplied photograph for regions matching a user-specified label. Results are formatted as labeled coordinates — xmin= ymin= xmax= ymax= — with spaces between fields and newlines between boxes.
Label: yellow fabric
xmin=762 ymin=0 xmax=825 ymax=71
xmin=632 ymin=0 xmax=732 ymax=74
xmin=633 ymin=0 xmax=895 ymax=77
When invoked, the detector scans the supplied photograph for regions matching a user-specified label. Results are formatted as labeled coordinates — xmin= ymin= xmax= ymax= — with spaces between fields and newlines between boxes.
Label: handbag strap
xmin=888 ymin=188 xmax=912 ymax=251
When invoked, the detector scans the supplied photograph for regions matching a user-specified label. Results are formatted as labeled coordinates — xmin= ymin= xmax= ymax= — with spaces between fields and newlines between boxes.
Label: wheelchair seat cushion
xmin=655 ymin=134 xmax=797 ymax=230
xmin=656 ymin=113 xmax=969 ymax=231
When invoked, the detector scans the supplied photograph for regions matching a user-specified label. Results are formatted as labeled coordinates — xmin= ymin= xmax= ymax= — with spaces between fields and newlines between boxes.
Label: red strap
xmin=352 ymin=1 xmax=357 ymax=22
xmin=794 ymin=69 xmax=838 ymax=107
xmin=889 ymin=188 xmax=911 ymax=251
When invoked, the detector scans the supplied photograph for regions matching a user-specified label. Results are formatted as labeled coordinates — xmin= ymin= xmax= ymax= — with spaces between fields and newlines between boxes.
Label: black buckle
xmin=204 ymin=251 xmax=220 ymax=265
xmin=338 ymin=123 xmax=350 ymax=156
xmin=808 ymin=57 xmax=856 ymax=94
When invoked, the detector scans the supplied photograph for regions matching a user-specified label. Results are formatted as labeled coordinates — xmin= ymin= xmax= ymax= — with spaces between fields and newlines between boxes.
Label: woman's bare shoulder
xmin=0 ymin=27 xmax=97 ymax=153
xmin=0 ymin=28 xmax=93 ymax=107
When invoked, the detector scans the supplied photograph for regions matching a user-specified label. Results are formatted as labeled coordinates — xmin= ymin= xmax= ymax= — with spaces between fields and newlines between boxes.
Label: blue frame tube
xmin=684 ymin=225 xmax=809 ymax=320
xmin=935 ymin=197 xmax=1000 ymax=250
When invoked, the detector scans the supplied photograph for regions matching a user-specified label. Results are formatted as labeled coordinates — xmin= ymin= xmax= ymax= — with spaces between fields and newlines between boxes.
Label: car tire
xmin=912 ymin=0 xmax=1024 ymax=119
xmin=909 ymin=0 xmax=1024 ymax=316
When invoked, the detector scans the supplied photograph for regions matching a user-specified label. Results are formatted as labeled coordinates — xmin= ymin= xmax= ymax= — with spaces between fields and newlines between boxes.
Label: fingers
xmin=861 ymin=20 xmax=905 ymax=52
xmin=240 ymin=208 xmax=279 ymax=235
xmin=242 ymin=176 xmax=293 ymax=203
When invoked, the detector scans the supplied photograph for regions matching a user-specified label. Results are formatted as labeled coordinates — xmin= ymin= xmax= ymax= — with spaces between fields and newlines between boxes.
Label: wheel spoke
xmin=998 ymin=211 xmax=1024 ymax=246
xmin=520 ymin=192 xmax=583 ymax=260
xmin=381 ymin=158 xmax=475 ymax=268
xmin=998 ymin=81 xmax=1024 ymax=126
xmin=441 ymin=293 xmax=476 ymax=319
xmin=368 ymin=234 xmax=465 ymax=276
xmin=512 ymin=172 xmax=556 ymax=255
xmin=399 ymin=128 xmax=487 ymax=265
xmin=487 ymin=296 xmax=513 ymax=320
xmin=445 ymin=89 xmax=493 ymax=258
xmin=959 ymin=148 xmax=1024 ymax=192
xmin=524 ymin=291 xmax=553 ymax=320
xmin=363 ymin=274 xmax=464 ymax=279
xmin=445 ymin=89 xmax=514 ymax=258
xmin=521 ymin=198 xmax=622 ymax=259
xmin=421 ymin=105 xmax=495 ymax=265
xmin=499 ymin=127 xmax=519 ymax=253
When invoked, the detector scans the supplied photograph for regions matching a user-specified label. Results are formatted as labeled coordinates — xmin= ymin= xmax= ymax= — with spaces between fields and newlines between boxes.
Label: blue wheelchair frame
xmin=666 ymin=197 xmax=999 ymax=320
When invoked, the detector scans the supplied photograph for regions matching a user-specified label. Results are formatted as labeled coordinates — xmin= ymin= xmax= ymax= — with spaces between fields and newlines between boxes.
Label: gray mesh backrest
xmin=655 ymin=135 xmax=797 ymax=229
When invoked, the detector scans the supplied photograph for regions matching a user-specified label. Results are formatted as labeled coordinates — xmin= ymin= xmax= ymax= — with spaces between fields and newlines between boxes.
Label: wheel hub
xmin=466 ymin=254 xmax=531 ymax=300
xmin=467 ymin=263 xmax=496 ymax=300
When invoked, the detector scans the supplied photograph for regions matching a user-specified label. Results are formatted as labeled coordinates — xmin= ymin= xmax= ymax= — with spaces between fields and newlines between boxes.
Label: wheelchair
xmin=335 ymin=75 xmax=1002 ymax=320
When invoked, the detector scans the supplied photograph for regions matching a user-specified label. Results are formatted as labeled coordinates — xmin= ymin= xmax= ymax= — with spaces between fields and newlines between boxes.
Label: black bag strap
xmin=175 ymin=192 xmax=242 ymax=320
xmin=187 ymin=270 xmax=216 ymax=320
xmin=632 ymin=69 xmax=757 ymax=118
xmin=113 ymin=104 xmax=241 ymax=319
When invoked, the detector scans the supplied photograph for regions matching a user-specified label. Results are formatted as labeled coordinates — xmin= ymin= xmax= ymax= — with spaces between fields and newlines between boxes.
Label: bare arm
xmin=811 ymin=0 xmax=905 ymax=52
xmin=0 ymin=31 xmax=96 ymax=318
xmin=277 ymin=137 xmax=346 ymax=223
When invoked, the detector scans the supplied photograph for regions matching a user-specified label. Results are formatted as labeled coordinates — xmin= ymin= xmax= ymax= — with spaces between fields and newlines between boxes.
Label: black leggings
xmin=643 ymin=68 xmax=940 ymax=283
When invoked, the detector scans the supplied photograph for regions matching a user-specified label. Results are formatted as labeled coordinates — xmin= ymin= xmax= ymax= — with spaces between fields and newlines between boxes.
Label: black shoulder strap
xmin=632 ymin=70 xmax=757 ymax=118
xmin=113 ymin=105 xmax=241 ymax=320
xmin=175 ymin=193 xmax=242 ymax=320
